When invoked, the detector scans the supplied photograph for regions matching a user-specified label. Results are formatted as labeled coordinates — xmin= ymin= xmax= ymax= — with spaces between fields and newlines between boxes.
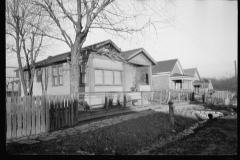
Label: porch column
xmin=89 ymin=54 xmax=95 ymax=93
xmin=148 ymin=65 xmax=152 ymax=91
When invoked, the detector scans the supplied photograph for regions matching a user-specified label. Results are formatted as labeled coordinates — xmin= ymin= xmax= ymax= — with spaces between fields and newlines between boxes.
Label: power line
xmin=157 ymin=10 xmax=228 ymax=64
xmin=162 ymin=10 xmax=232 ymax=64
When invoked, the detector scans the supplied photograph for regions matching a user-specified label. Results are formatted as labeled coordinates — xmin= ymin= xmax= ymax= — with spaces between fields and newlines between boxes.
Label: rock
xmin=171 ymin=129 xmax=176 ymax=133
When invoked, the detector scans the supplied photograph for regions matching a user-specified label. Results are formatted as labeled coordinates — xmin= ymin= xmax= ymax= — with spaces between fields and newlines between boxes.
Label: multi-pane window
xmin=95 ymin=69 xmax=122 ymax=85
xmin=36 ymin=70 xmax=42 ymax=82
xmin=104 ymin=70 xmax=113 ymax=85
xmin=95 ymin=69 xmax=103 ymax=84
xmin=52 ymin=65 xmax=63 ymax=86
xmin=114 ymin=71 xmax=121 ymax=85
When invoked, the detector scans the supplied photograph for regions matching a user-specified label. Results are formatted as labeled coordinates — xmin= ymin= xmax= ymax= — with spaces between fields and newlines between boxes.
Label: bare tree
xmin=33 ymin=0 xmax=170 ymax=100
xmin=6 ymin=0 xmax=50 ymax=96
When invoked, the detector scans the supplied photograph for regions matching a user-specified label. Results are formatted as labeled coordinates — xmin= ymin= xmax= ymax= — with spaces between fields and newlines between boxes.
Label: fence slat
xmin=17 ymin=97 xmax=22 ymax=138
xmin=31 ymin=96 xmax=36 ymax=135
xmin=59 ymin=95 xmax=63 ymax=128
xmin=56 ymin=95 xmax=60 ymax=129
xmin=49 ymin=96 xmax=54 ymax=131
xmin=11 ymin=98 xmax=17 ymax=138
xmin=27 ymin=96 xmax=32 ymax=136
xmin=41 ymin=95 xmax=46 ymax=132
xmin=67 ymin=95 xmax=71 ymax=126
xmin=45 ymin=95 xmax=50 ymax=132
xmin=22 ymin=97 xmax=27 ymax=136
xmin=6 ymin=98 xmax=12 ymax=139
xmin=62 ymin=95 xmax=66 ymax=127
xmin=36 ymin=96 xmax=41 ymax=134
xmin=64 ymin=95 xmax=68 ymax=127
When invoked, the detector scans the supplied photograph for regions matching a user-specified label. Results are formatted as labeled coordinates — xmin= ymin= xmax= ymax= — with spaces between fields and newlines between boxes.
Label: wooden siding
xmin=171 ymin=63 xmax=182 ymax=75
xmin=93 ymin=58 xmax=122 ymax=70
xmin=128 ymin=53 xmax=152 ymax=66
xmin=194 ymin=71 xmax=201 ymax=81
xmin=35 ymin=63 xmax=70 ymax=95
xmin=152 ymin=74 xmax=170 ymax=90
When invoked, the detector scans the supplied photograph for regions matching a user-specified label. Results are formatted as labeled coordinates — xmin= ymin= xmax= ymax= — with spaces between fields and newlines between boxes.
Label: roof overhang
xmin=126 ymin=48 xmax=157 ymax=65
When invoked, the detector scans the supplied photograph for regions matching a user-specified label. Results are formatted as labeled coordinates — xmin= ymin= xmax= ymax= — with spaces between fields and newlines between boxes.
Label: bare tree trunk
xmin=16 ymin=34 xmax=28 ymax=96
xmin=70 ymin=45 xmax=80 ymax=96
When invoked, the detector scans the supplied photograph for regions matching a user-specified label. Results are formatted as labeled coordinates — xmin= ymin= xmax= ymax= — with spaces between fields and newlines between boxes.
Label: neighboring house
xmin=18 ymin=40 xmax=156 ymax=107
xmin=152 ymin=59 xmax=194 ymax=91
xmin=183 ymin=68 xmax=213 ymax=93
xmin=6 ymin=66 xmax=20 ymax=96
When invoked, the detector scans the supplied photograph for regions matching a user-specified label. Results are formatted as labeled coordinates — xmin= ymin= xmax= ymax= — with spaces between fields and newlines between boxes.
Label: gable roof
xmin=121 ymin=48 xmax=156 ymax=65
xmin=183 ymin=68 xmax=201 ymax=79
xmin=24 ymin=39 xmax=122 ymax=69
xmin=152 ymin=59 xmax=178 ymax=74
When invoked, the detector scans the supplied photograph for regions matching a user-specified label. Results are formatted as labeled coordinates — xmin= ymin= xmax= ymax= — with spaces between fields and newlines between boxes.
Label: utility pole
xmin=234 ymin=60 xmax=237 ymax=94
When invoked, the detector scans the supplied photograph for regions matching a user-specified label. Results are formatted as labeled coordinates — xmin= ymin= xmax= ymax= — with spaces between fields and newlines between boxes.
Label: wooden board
xmin=17 ymin=97 xmax=22 ymax=138
xmin=45 ymin=95 xmax=50 ymax=132
xmin=67 ymin=95 xmax=71 ymax=126
xmin=41 ymin=95 xmax=46 ymax=132
xmin=31 ymin=96 xmax=36 ymax=135
xmin=56 ymin=95 xmax=60 ymax=129
xmin=22 ymin=97 xmax=27 ymax=136
xmin=36 ymin=96 xmax=41 ymax=134
xmin=49 ymin=95 xmax=54 ymax=131
xmin=26 ymin=96 xmax=31 ymax=136
xmin=64 ymin=95 xmax=68 ymax=127
xmin=59 ymin=95 xmax=62 ymax=128
xmin=6 ymin=98 xmax=12 ymax=139
xmin=11 ymin=98 xmax=17 ymax=138
xmin=61 ymin=95 xmax=65 ymax=127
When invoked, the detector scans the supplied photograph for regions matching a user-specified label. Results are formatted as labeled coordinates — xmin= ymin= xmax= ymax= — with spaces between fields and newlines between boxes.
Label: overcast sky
xmin=6 ymin=0 xmax=237 ymax=79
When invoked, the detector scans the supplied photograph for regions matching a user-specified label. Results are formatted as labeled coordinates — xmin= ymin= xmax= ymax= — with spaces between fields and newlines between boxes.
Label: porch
xmin=170 ymin=74 xmax=193 ymax=90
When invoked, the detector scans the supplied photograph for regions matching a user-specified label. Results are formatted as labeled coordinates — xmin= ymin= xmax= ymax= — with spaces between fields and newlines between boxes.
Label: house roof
xmin=184 ymin=68 xmax=201 ymax=80
xmin=23 ymin=39 xmax=122 ymax=70
xmin=121 ymin=48 xmax=157 ymax=65
xmin=183 ymin=68 xmax=196 ymax=76
xmin=152 ymin=59 xmax=178 ymax=74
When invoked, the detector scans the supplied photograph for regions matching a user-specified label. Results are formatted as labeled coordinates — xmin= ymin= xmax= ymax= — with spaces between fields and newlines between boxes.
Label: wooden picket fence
xmin=6 ymin=95 xmax=78 ymax=140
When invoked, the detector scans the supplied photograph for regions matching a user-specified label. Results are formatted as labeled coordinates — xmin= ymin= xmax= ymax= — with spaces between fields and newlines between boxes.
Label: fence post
xmin=124 ymin=92 xmax=126 ymax=108
xmin=105 ymin=93 xmax=109 ymax=110
xmin=141 ymin=92 xmax=144 ymax=107
xmin=168 ymin=99 xmax=174 ymax=126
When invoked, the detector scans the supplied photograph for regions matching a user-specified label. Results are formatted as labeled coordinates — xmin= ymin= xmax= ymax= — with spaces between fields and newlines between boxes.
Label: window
xmin=104 ymin=70 xmax=113 ymax=85
xmin=95 ymin=69 xmax=122 ymax=85
xmin=95 ymin=69 xmax=103 ymax=84
xmin=36 ymin=70 xmax=42 ymax=82
xmin=52 ymin=65 xmax=63 ymax=86
xmin=114 ymin=71 xmax=121 ymax=85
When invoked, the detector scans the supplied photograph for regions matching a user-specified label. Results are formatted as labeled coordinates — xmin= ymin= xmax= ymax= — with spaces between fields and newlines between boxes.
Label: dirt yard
xmin=6 ymin=104 xmax=237 ymax=155
xmin=6 ymin=109 xmax=198 ymax=155
xmin=147 ymin=114 xmax=237 ymax=155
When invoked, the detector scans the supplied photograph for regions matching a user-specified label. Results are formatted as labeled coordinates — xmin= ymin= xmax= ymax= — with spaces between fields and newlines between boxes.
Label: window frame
xmin=36 ymin=69 xmax=42 ymax=83
xmin=52 ymin=64 xmax=64 ymax=86
xmin=94 ymin=68 xmax=122 ymax=86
